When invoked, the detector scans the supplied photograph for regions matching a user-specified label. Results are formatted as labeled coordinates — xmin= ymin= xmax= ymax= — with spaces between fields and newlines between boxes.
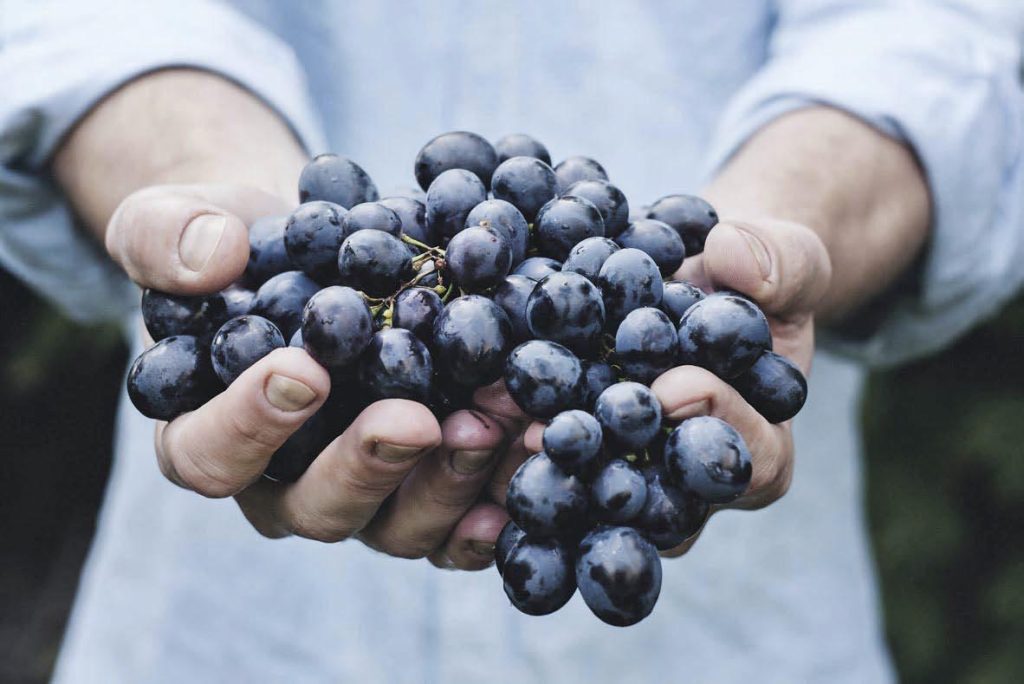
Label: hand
xmin=108 ymin=182 xmax=516 ymax=569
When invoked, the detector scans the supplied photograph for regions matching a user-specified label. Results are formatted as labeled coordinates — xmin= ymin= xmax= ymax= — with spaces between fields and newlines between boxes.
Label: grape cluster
xmin=126 ymin=131 xmax=809 ymax=625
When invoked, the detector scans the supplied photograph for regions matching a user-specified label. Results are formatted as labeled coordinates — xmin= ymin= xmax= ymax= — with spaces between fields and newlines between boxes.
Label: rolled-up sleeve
xmin=0 ymin=0 xmax=326 ymax=322
xmin=702 ymin=0 xmax=1024 ymax=366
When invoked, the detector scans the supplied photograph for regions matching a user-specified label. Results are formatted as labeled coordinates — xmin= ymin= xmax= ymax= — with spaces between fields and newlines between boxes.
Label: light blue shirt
xmin=2 ymin=1 xmax=1023 ymax=682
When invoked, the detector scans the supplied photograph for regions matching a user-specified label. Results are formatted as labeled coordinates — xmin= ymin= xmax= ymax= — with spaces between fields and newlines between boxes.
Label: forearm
xmin=703 ymin=106 xmax=931 ymax=321
xmin=53 ymin=68 xmax=308 ymax=238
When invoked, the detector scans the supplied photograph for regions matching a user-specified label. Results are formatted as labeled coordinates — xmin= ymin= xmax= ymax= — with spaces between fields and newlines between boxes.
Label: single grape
xmin=597 ymin=248 xmax=664 ymax=328
xmin=490 ymin=156 xmax=558 ymax=222
xmin=301 ymin=285 xmax=374 ymax=368
xmin=392 ymin=287 xmax=443 ymax=343
xmin=525 ymin=272 xmax=605 ymax=354
xmin=576 ymin=526 xmax=661 ymax=627
xmin=339 ymin=201 xmax=403 ymax=239
xmin=503 ymin=537 xmax=577 ymax=616
xmin=563 ymin=179 xmax=630 ymax=238
xmin=126 ymin=335 xmax=220 ymax=421
xmin=445 ymin=225 xmax=512 ymax=292
xmin=211 ymin=284 xmax=256 ymax=321
xmin=594 ymin=382 xmax=662 ymax=452
xmin=357 ymin=328 xmax=433 ymax=402
xmin=492 ymin=274 xmax=536 ymax=342
xmin=636 ymin=464 xmax=709 ymax=550
xmin=664 ymin=416 xmax=753 ymax=503
xmin=676 ymin=294 xmax=772 ymax=379
xmin=614 ymin=307 xmax=679 ymax=385
xmin=543 ymin=410 xmax=604 ymax=477
xmin=660 ymin=280 xmax=706 ymax=323
xmin=535 ymin=196 xmax=605 ymax=261
xmin=554 ymin=156 xmax=608 ymax=193
xmin=263 ymin=409 xmax=328 ymax=483
xmin=504 ymin=340 xmax=583 ymax=419
xmin=425 ymin=169 xmax=488 ymax=242
xmin=415 ymin=131 xmax=498 ymax=190
xmin=337 ymin=229 xmax=413 ymax=298
xmin=512 ymin=256 xmax=561 ymax=282
xmin=506 ymin=451 xmax=589 ymax=540
xmin=591 ymin=459 xmax=648 ymax=524
xmin=494 ymin=133 xmax=551 ymax=165
xmin=210 ymin=315 xmax=286 ymax=385
xmin=283 ymin=201 xmax=347 ymax=282
xmin=379 ymin=196 xmax=436 ymax=246
xmin=432 ymin=295 xmax=512 ymax=387
xmin=465 ymin=199 xmax=529 ymax=265
xmin=495 ymin=520 xmax=527 ymax=576
xmin=579 ymin=360 xmax=617 ymax=410
xmin=729 ymin=350 xmax=808 ymax=423
xmin=428 ymin=375 xmax=475 ymax=419
xmin=245 ymin=214 xmax=292 ymax=286
xmin=141 ymin=289 xmax=213 ymax=341
xmin=646 ymin=194 xmax=718 ymax=256
xmin=562 ymin=236 xmax=620 ymax=283
xmin=298 ymin=153 xmax=379 ymax=207
xmin=250 ymin=270 xmax=321 ymax=339
xmin=615 ymin=219 xmax=686 ymax=277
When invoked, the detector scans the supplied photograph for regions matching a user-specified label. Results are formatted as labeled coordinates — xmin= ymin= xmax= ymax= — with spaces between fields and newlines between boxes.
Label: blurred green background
xmin=0 ymin=267 xmax=1021 ymax=683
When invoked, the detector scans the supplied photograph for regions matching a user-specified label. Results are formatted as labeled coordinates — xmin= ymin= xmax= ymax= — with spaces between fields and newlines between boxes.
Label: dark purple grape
xmin=425 ymin=169 xmax=488 ymax=242
xmin=525 ymin=272 xmax=605 ymax=355
xmin=563 ymin=180 xmax=630 ymax=238
xmin=445 ymin=225 xmax=512 ymax=292
xmin=141 ymin=289 xmax=213 ymax=342
xmin=126 ymin=335 xmax=219 ymax=421
xmin=357 ymin=328 xmax=433 ymax=402
xmin=283 ymin=201 xmax=347 ymax=282
xmin=379 ymin=196 xmax=436 ymax=246
xmin=512 ymin=256 xmax=561 ymax=282
xmin=597 ymin=248 xmax=664 ymax=328
xmin=465 ymin=199 xmax=529 ymax=265
xmin=503 ymin=537 xmax=577 ymax=616
xmin=415 ymin=131 xmax=498 ymax=191
xmin=676 ymin=294 xmax=772 ymax=379
xmin=339 ymin=202 xmax=402 ymax=239
xmin=636 ymin=464 xmax=709 ymax=550
xmin=543 ymin=410 xmax=603 ymax=477
xmin=535 ymin=196 xmax=605 ymax=261
xmin=491 ymin=156 xmax=558 ymax=222
xmin=301 ymin=286 xmax=374 ymax=368
xmin=562 ymin=237 xmax=620 ymax=284
xmin=576 ymin=526 xmax=661 ymax=627
xmin=594 ymin=382 xmax=662 ymax=452
xmin=504 ymin=340 xmax=583 ymax=419
xmin=432 ymin=295 xmax=512 ymax=387
xmin=494 ymin=133 xmax=551 ymax=166
xmin=428 ymin=375 xmax=475 ymax=419
xmin=506 ymin=451 xmax=589 ymax=540
xmin=495 ymin=520 xmax=527 ymax=575
xmin=591 ymin=459 xmax=647 ymax=524
xmin=660 ymin=280 xmax=706 ymax=323
xmin=646 ymin=194 xmax=718 ymax=256
xmin=664 ymin=416 xmax=753 ymax=503
xmin=730 ymin=351 xmax=808 ymax=423
xmin=245 ymin=214 xmax=292 ymax=286
xmin=250 ymin=270 xmax=321 ymax=339
xmin=580 ymin=360 xmax=617 ymax=410
xmin=298 ymin=154 xmax=379 ymax=208
xmin=615 ymin=219 xmax=686 ymax=277
xmin=337 ymin=229 xmax=413 ymax=298
xmin=554 ymin=156 xmax=608 ymax=194
xmin=263 ymin=409 xmax=330 ymax=483
xmin=614 ymin=307 xmax=679 ymax=385
xmin=492 ymin=274 xmax=536 ymax=342
xmin=392 ymin=287 xmax=443 ymax=343
xmin=210 ymin=315 xmax=285 ymax=385
xmin=211 ymin=284 xmax=255 ymax=321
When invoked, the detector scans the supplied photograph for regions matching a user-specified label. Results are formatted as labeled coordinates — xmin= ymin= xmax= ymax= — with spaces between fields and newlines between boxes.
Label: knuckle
xmin=223 ymin=407 xmax=290 ymax=453
xmin=288 ymin=511 xmax=354 ymax=544
xmin=363 ymin=528 xmax=434 ymax=559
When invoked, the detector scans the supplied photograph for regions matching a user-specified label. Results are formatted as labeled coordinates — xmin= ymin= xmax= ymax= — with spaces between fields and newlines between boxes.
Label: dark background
xmin=0 ymin=267 xmax=1021 ymax=683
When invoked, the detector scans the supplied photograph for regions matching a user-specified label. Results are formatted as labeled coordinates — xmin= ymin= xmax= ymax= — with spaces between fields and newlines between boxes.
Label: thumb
xmin=702 ymin=219 xmax=832 ymax=320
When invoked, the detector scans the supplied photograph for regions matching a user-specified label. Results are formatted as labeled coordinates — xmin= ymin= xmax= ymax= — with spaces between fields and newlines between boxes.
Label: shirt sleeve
xmin=0 ymin=0 xmax=327 ymax=322
xmin=702 ymin=0 xmax=1024 ymax=367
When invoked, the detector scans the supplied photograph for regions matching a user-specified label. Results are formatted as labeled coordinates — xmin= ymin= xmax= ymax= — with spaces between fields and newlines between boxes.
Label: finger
xmin=487 ymin=429 xmax=533 ymax=506
xmin=106 ymin=184 xmax=289 ymax=294
xmin=670 ymin=253 xmax=711 ymax=291
xmin=157 ymin=347 xmax=329 ymax=497
xmin=268 ymin=400 xmax=442 ymax=542
xmin=429 ymin=502 xmax=510 ymax=571
xmin=472 ymin=379 xmax=529 ymax=434
xmin=357 ymin=410 xmax=505 ymax=558
xmin=651 ymin=365 xmax=793 ymax=510
xmin=523 ymin=421 xmax=544 ymax=454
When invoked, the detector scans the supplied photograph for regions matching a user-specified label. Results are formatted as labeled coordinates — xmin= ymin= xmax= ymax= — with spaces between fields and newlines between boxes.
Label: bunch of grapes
xmin=126 ymin=131 xmax=808 ymax=625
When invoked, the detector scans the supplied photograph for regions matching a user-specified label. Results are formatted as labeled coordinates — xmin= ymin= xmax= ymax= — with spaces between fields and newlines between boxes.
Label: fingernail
xmin=375 ymin=442 xmax=424 ymax=463
xmin=265 ymin=374 xmax=317 ymax=412
xmin=449 ymin=449 xmax=494 ymax=475
xmin=732 ymin=226 xmax=772 ymax=279
xmin=469 ymin=540 xmax=496 ymax=557
xmin=665 ymin=398 xmax=711 ymax=422
xmin=179 ymin=214 xmax=227 ymax=271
